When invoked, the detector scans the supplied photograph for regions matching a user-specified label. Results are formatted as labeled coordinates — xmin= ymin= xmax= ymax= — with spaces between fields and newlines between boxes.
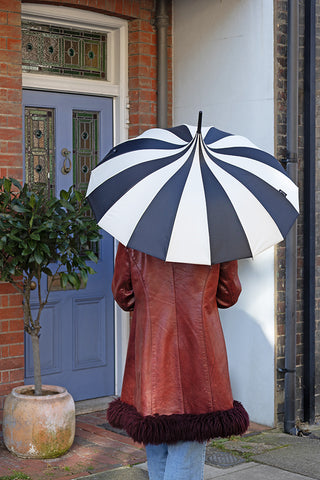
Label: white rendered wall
xmin=173 ymin=0 xmax=275 ymax=426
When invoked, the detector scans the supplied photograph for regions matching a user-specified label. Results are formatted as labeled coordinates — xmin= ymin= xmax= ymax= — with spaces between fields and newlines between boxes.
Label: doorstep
xmin=75 ymin=396 xmax=117 ymax=415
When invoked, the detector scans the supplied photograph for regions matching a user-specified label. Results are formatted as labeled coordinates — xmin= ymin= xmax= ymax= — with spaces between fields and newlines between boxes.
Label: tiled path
xmin=0 ymin=410 xmax=266 ymax=480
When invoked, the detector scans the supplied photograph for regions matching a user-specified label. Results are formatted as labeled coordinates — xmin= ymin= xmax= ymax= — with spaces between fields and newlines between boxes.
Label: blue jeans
xmin=145 ymin=441 xmax=207 ymax=480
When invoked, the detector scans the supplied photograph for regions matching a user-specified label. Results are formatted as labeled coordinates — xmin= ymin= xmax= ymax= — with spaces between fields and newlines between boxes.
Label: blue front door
xmin=23 ymin=90 xmax=115 ymax=400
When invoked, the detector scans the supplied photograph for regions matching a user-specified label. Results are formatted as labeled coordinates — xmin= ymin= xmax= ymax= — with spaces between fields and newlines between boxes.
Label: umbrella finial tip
xmin=197 ymin=111 xmax=203 ymax=134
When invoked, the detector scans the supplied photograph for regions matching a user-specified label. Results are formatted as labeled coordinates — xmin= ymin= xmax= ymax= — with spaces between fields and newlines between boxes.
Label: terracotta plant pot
xmin=3 ymin=385 xmax=75 ymax=459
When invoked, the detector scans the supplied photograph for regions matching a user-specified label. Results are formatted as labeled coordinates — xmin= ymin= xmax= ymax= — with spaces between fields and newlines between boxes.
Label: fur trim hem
xmin=107 ymin=398 xmax=249 ymax=445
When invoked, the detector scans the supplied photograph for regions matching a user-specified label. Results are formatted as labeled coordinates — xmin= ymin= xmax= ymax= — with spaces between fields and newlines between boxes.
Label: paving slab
xmin=136 ymin=460 xmax=275 ymax=479
xmin=251 ymin=437 xmax=320 ymax=479
xmin=208 ymin=427 xmax=320 ymax=480
xmin=75 ymin=467 xmax=149 ymax=480
xmin=203 ymin=464 xmax=317 ymax=480
xmin=75 ymin=462 xmax=318 ymax=480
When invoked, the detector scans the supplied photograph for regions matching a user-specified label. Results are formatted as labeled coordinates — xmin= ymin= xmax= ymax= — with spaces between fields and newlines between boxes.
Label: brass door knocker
xmin=61 ymin=148 xmax=72 ymax=175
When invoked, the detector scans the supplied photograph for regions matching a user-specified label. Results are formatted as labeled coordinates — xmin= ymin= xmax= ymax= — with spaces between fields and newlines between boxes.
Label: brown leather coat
xmin=107 ymin=244 xmax=249 ymax=444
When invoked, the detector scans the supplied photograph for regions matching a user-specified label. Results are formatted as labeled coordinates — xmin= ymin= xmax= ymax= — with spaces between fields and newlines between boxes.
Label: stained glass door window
xmin=24 ymin=106 xmax=55 ymax=195
xmin=73 ymin=109 xmax=100 ymax=254
xmin=73 ymin=110 xmax=99 ymax=194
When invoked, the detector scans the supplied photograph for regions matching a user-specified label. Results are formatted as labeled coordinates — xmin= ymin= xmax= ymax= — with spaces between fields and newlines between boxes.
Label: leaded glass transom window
xmin=24 ymin=107 xmax=55 ymax=195
xmin=22 ymin=22 xmax=107 ymax=80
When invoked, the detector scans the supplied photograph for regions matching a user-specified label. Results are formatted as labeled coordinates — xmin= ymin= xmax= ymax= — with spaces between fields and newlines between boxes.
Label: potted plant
xmin=0 ymin=177 xmax=101 ymax=458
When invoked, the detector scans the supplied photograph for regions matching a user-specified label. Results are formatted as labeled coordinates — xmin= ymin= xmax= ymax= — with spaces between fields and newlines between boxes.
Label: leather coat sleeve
xmin=111 ymin=243 xmax=135 ymax=311
xmin=216 ymin=260 xmax=242 ymax=309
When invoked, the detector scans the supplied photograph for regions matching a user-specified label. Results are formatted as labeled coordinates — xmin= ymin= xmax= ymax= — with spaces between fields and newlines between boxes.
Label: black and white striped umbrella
xmin=86 ymin=113 xmax=299 ymax=265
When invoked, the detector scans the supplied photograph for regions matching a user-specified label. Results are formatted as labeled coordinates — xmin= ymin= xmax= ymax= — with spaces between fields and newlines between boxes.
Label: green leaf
xmin=41 ymin=243 xmax=51 ymax=255
xmin=43 ymin=267 xmax=53 ymax=276
xmin=79 ymin=233 xmax=87 ymax=245
xmin=9 ymin=233 xmax=26 ymax=244
xmin=60 ymin=272 xmax=68 ymax=289
xmin=29 ymin=214 xmax=35 ymax=229
xmin=68 ymin=273 xmax=80 ymax=289
xmin=34 ymin=250 xmax=44 ymax=264
xmin=3 ymin=178 xmax=12 ymax=193
xmin=60 ymin=189 xmax=69 ymax=201
xmin=29 ymin=194 xmax=36 ymax=208
xmin=28 ymin=239 xmax=36 ymax=250
xmin=86 ymin=251 xmax=98 ymax=263
xmin=12 ymin=204 xmax=28 ymax=213
xmin=30 ymin=232 xmax=41 ymax=241
xmin=9 ymin=177 xmax=22 ymax=190
xmin=79 ymin=268 xmax=88 ymax=285
xmin=8 ymin=265 xmax=17 ymax=275
xmin=22 ymin=247 xmax=32 ymax=256
xmin=74 ymin=191 xmax=82 ymax=202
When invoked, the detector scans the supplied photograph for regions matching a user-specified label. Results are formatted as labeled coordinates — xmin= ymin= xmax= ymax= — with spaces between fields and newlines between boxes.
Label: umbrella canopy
xmin=86 ymin=113 xmax=299 ymax=265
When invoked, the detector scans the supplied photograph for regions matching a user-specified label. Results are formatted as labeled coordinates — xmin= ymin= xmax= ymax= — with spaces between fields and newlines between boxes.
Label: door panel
xmin=73 ymin=297 xmax=106 ymax=370
xmin=23 ymin=90 xmax=115 ymax=400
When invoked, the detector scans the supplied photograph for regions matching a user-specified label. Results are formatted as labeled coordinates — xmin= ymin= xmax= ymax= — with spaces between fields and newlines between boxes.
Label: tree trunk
xmin=31 ymin=331 xmax=42 ymax=395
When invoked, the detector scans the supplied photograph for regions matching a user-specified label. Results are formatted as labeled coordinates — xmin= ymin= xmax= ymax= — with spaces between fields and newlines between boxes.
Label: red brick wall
xmin=0 ymin=0 xmax=172 ymax=418
xmin=0 ymin=0 xmax=23 ymax=180
xmin=274 ymin=0 xmax=303 ymax=426
xmin=128 ymin=1 xmax=172 ymax=136
xmin=0 ymin=284 xmax=24 ymax=419
xmin=274 ymin=0 xmax=291 ymax=426
xmin=128 ymin=15 xmax=158 ymax=137
xmin=274 ymin=0 xmax=320 ymax=425
xmin=0 ymin=0 xmax=24 ymax=421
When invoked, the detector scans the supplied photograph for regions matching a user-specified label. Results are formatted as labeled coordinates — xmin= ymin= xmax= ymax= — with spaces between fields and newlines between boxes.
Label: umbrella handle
xmin=197 ymin=111 xmax=203 ymax=134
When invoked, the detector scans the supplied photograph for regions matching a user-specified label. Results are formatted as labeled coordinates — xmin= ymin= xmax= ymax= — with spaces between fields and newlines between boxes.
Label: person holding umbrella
xmin=87 ymin=112 xmax=299 ymax=480
xmin=107 ymin=243 xmax=248 ymax=480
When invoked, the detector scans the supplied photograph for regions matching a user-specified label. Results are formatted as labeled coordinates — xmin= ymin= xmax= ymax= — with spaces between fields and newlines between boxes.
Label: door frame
xmin=21 ymin=3 xmax=130 ymax=396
